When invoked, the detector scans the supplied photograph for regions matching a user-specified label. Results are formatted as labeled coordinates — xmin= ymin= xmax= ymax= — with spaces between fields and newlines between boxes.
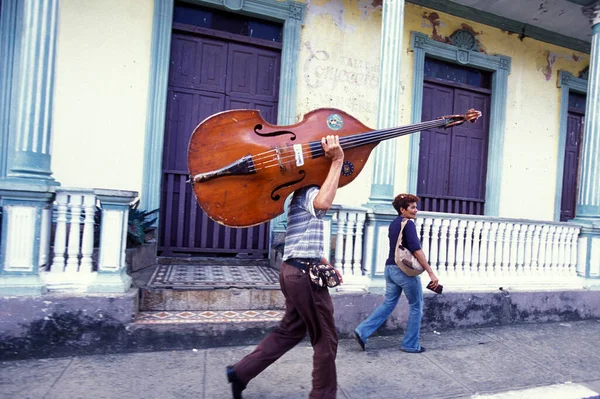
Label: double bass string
xmin=248 ymin=119 xmax=448 ymax=172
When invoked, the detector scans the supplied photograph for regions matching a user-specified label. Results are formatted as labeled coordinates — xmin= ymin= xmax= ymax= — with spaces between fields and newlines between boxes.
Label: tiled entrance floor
xmin=135 ymin=309 xmax=285 ymax=324
xmin=146 ymin=264 xmax=280 ymax=289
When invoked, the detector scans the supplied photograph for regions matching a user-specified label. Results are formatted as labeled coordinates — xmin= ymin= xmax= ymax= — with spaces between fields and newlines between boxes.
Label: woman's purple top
xmin=385 ymin=216 xmax=422 ymax=265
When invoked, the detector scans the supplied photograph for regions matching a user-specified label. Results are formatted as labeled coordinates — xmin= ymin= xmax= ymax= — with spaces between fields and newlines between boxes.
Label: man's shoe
xmin=226 ymin=365 xmax=246 ymax=399
xmin=401 ymin=346 xmax=426 ymax=353
xmin=354 ymin=331 xmax=365 ymax=351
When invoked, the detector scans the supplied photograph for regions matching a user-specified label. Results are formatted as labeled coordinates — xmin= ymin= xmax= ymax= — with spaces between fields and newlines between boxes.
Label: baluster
xmin=479 ymin=222 xmax=491 ymax=277
xmin=455 ymin=220 xmax=466 ymax=277
xmin=344 ymin=212 xmax=356 ymax=275
xmin=538 ymin=225 xmax=550 ymax=273
xmin=447 ymin=219 xmax=459 ymax=277
xmin=421 ymin=218 xmax=432 ymax=260
xmin=429 ymin=218 xmax=441 ymax=274
xmin=353 ymin=212 xmax=366 ymax=277
xmin=555 ymin=226 xmax=568 ymax=276
xmin=80 ymin=194 xmax=96 ymax=274
xmin=65 ymin=195 xmax=83 ymax=273
xmin=495 ymin=223 xmax=506 ymax=277
xmin=488 ymin=222 xmax=499 ymax=276
xmin=51 ymin=192 xmax=68 ymax=273
xmin=517 ymin=223 xmax=526 ymax=276
xmin=39 ymin=205 xmax=52 ymax=270
xmin=547 ymin=226 xmax=557 ymax=276
xmin=334 ymin=211 xmax=345 ymax=272
xmin=523 ymin=224 xmax=535 ymax=277
xmin=471 ymin=221 xmax=483 ymax=277
xmin=530 ymin=224 xmax=542 ymax=274
xmin=569 ymin=227 xmax=579 ymax=277
xmin=508 ymin=224 xmax=521 ymax=277
xmin=438 ymin=219 xmax=450 ymax=277
xmin=463 ymin=220 xmax=475 ymax=277
xmin=552 ymin=226 xmax=563 ymax=276
xmin=502 ymin=222 xmax=514 ymax=276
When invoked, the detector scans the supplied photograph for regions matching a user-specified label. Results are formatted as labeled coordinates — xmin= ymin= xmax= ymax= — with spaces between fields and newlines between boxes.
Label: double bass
xmin=188 ymin=108 xmax=481 ymax=227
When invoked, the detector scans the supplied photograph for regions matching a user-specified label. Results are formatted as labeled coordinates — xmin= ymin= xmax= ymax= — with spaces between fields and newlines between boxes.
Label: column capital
xmin=583 ymin=2 xmax=600 ymax=26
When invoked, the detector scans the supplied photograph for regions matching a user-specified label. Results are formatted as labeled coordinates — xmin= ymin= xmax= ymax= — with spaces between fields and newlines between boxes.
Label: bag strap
xmin=396 ymin=218 xmax=409 ymax=249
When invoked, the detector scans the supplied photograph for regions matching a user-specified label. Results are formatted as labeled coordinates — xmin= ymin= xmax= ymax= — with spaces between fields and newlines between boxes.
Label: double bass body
xmin=188 ymin=108 xmax=376 ymax=227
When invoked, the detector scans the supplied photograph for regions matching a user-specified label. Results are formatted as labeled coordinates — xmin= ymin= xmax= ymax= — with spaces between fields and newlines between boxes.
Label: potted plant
xmin=125 ymin=200 xmax=158 ymax=273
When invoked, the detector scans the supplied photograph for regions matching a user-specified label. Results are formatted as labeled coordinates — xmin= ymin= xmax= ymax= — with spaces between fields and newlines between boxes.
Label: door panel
xmin=417 ymin=81 xmax=491 ymax=215
xmin=169 ymin=35 xmax=227 ymax=92
xmin=418 ymin=84 xmax=454 ymax=196
xmin=560 ymin=113 xmax=584 ymax=221
xmin=227 ymin=43 xmax=280 ymax=102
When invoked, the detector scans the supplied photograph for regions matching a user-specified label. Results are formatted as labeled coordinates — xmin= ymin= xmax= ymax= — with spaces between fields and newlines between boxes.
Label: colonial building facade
xmin=1 ymin=0 xmax=599 ymax=297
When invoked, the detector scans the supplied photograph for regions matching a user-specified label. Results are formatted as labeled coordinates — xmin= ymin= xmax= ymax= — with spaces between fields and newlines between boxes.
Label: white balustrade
xmin=328 ymin=206 xmax=368 ymax=291
xmin=333 ymin=207 xmax=584 ymax=292
xmin=42 ymin=188 xmax=136 ymax=292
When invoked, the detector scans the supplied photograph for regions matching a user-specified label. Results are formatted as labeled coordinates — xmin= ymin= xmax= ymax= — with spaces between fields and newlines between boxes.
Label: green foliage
xmin=127 ymin=200 xmax=158 ymax=248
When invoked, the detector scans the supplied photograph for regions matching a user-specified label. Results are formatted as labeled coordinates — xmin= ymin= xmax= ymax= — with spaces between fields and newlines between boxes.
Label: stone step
xmin=156 ymin=256 xmax=270 ymax=266
xmin=140 ymin=287 xmax=285 ymax=311
xmin=128 ymin=309 xmax=285 ymax=352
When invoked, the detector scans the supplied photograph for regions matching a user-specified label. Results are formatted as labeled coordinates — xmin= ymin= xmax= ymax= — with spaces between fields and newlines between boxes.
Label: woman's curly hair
xmin=392 ymin=193 xmax=420 ymax=214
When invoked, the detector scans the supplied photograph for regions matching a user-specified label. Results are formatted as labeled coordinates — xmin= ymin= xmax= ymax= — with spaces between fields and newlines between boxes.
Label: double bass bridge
xmin=192 ymin=155 xmax=256 ymax=183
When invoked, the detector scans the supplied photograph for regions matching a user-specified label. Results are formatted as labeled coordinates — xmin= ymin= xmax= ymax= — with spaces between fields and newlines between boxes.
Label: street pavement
xmin=2 ymin=319 xmax=600 ymax=399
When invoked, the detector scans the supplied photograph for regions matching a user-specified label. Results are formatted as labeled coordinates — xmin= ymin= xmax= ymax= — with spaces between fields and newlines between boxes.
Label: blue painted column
xmin=362 ymin=0 xmax=405 ymax=282
xmin=0 ymin=0 xmax=60 ymax=295
xmin=5 ymin=0 xmax=59 ymax=183
xmin=574 ymin=7 xmax=600 ymax=284
xmin=366 ymin=0 xmax=405 ymax=211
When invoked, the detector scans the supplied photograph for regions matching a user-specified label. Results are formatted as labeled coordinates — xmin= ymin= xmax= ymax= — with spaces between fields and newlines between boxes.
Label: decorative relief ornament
xmin=223 ymin=0 xmax=244 ymax=11
xmin=450 ymin=29 xmax=477 ymax=51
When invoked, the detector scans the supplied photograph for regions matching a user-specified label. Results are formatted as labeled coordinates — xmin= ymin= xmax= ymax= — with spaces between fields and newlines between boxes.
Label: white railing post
xmin=523 ymin=224 xmax=535 ymax=277
xmin=455 ymin=220 xmax=466 ymax=277
xmin=447 ymin=219 xmax=458 ymax=278
xmin=353 ymin=212 xmax=366 ymax=277
xmin=438 ymin=219 xmax=449 ymax=277
xmin=343 ymin=212 xmax=355 ymax=275
xmin=51 ymin=192 xmax=68 ymax=273
xmin=488 ymin=222 xmax=499 ymax=277
xmin=479 ymin=222 xmax=490 ymax=278
xmin=430 ymin=218 xmax=441 ymax=274
xmin=65 ymin=194 xmax=83 ymax=273
xmin=463 ymin=220 xmax=475 ymax=277
xmin=334 ymin=211 xmax=345 ymax=271
xmin=80 ymin=194 xmax=96 ymax=274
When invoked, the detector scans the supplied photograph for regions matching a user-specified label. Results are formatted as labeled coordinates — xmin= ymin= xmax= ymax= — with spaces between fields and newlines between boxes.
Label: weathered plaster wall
xmin=51 ymin=0 xmax=153 ymax=193
xmin=401 ymin=4 xmax=589 ymax=220
xmin=297 ymin=1 xmax=589 ymax=219
xmin=297 ymin=0 xmax=383 ymax=207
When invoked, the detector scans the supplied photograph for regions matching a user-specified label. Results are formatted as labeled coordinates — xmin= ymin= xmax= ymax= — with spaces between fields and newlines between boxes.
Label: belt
xmin=285 ymin=258 xmax=320 ymax=271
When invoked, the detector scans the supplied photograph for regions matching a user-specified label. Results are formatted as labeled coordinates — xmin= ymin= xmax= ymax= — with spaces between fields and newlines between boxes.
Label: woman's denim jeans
xmin=355 ymin=264 xmax=423 ymax=352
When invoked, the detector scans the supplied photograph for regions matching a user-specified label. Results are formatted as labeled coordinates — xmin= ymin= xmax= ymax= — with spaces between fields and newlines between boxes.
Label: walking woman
xmin=354 ymin=193 xmax=440 ymax=353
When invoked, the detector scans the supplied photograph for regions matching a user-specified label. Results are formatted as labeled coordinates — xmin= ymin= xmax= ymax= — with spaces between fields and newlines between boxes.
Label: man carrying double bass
xmin=226 ymin=134 xmax=345 ymax=399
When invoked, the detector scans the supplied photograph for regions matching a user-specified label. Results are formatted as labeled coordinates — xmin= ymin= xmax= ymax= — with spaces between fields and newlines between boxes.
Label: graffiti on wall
xmin=303 ymin=41 xmax=379 ymax=117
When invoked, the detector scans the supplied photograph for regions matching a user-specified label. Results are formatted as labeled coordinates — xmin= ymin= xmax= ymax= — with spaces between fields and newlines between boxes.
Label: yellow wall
xmin=52 ymin=0 xmax=153 ymax=194
xmin=297 ymin=0 xmax=382 ymax=206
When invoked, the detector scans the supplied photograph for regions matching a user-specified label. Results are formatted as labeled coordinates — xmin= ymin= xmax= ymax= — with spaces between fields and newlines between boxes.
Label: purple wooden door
xmin=417 ymin=58 xmax=491 ymax=215
xmin=560 ymin=92 xmax=586 ymax=221
xmin=159 ymin=22 xmax=281 ymax=256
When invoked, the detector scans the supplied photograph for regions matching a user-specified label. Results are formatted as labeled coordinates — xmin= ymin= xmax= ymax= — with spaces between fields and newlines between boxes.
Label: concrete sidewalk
xmin=1 ymin=320 xmax=600 ymax=399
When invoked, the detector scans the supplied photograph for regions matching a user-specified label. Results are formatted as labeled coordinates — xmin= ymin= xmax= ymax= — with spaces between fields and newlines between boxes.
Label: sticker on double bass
xmin=341 ymin=161 xmax=354 ymax=176
xmin=327 ymin=114 xmax=343 ymax=131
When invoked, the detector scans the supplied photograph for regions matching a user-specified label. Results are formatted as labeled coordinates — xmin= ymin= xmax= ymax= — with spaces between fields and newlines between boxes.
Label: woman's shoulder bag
xmin=394 ymin=219 xmax=425 ymax=277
